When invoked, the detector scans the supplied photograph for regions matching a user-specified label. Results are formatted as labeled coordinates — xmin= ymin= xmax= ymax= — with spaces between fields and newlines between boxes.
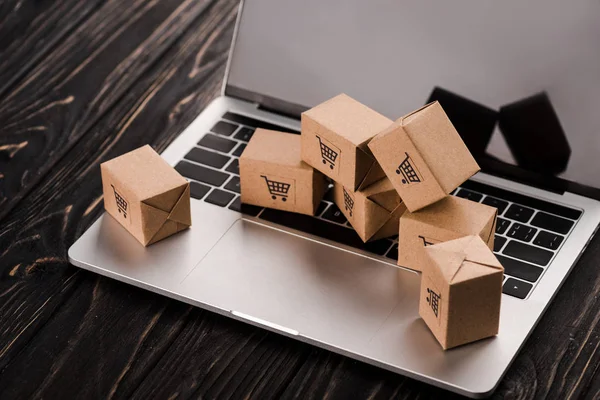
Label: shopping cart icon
xmin=316 ymin=136 xmax=338 ymax=169
xmin=395 ymin=152 xmax=422 ymax=185
xmin=111 ymin=184 xmax=128 ymax=219
xmin=418 ymin=235 xmax=440 ymax=247
xmin=261 ymin=175 xmax=291 ymax=201
xmin=343 ymin=188 xmax=354 ymax=217
xmin=427 ymin=288 xmax=441 ymax=318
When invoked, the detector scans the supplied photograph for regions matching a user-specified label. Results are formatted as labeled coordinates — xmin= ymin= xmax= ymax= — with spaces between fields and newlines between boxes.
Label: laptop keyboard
xmin=174 ymin=112 xmax=582 ymax=300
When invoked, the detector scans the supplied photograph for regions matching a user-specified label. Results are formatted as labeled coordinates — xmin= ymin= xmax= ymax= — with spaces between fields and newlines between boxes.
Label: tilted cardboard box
xmin=101 ymin=145 xmax=191 ymax=246
xmin=240 ymin=129 xmax=326 ymax=215
xmin=333 ymin=178 xmax=407 ymax=242
xmin=368 ymin=101 xmax=480 ymax=212
xmin=420 ymin=235 xmax=504 ymax=350
xmin=397 ymin=196 xmax=497 ymax=271
xmin=301 ymin=94 xmax=392 ymax=190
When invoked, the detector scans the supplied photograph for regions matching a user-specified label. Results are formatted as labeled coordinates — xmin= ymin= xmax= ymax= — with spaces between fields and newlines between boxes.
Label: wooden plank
xmin=0 ymin=0 xmax=215 ymax=221
xmin=0 ymin=0 xmax=105 ymax=97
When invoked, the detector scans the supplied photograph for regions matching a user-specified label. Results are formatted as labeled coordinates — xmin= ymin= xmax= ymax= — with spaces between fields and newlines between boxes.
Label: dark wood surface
xmin=1 ymin=1 xmax=599 ymax=398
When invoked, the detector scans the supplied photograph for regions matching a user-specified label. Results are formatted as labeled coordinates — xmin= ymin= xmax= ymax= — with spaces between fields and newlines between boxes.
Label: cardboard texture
xmin=333 ymin=178 xmax=407 ymax=242
xmin=240 ymin=129 xmax=326 ymax=215
xmin=101 ymin=145 xmax=191 ymax=246
xmin=301 ymin=93 xmax=392 ymax=190
xmin=420 ymin=235 xmax=504 ymax=350
xmin=368 ymin=101 xmax=480 ymax=212
xmin=397 ymin=196 xmax=497 ymax=272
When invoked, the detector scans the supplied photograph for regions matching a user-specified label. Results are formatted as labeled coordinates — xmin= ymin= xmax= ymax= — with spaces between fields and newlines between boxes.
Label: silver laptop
xmin=68 ymin=0 xmax=600 ymax=397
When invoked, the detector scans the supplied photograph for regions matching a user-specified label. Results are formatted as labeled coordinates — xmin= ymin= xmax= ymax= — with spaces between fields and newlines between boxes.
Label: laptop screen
xmin=227 ymin=0 xmax=600 ymax=189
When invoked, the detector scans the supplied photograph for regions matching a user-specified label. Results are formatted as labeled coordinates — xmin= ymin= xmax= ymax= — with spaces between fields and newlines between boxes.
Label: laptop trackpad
xmin=178 ymin=219 xmax=420 ymax=350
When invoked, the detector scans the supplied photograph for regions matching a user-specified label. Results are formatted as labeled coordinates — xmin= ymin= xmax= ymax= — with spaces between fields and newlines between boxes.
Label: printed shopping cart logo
xmin=418 ymin=235 xmax=441 ymax=247
xmin=261 ymin=175 xmax=293 ymax=202
xmin=395 ymin=152 xmax=423 ymax=186
xmin=342 ymin=187 xmax=354 ymax=217
xmin=316 ymin=135 xmax=340 ymax=171
xmin=426 ymin=288 xmax=441 ymax=318
xmin=111 ymin=184 xmax=129 ymax=219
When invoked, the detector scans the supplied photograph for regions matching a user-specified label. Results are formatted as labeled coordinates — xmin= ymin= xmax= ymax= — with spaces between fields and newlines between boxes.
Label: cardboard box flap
xmin=167 ymin=183 xmax=191 ymax=225
xmin=143 ymin=183 xmax=187 ymax=213
xmin=355 ymin=148 xmax=386 ymax=190
xmin=140 ymin=203 xmax=170 ymax=244
xmin=363 ymin=199 xmax=395 ymax=240
xmin=148 ymin=220 xmax=182 ymax=245
xmin=400 ymin=101 xmax=437 ymax=123
xmin=370 ymin=202 xmax=407 ymax=241
xmin=484 ymin=213 xmax=497 ymax=249
xmin=426 ymin=246 xmax=466 ymax=283
xmin=426 ymin=235 xmax=503 ymax=283
xmin=362 ymin=178 xmax=402 ymax=212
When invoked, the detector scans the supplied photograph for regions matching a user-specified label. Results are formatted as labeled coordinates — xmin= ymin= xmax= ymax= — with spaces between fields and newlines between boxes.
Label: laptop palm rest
xmin=178 ymin=218 xmax=421 ymax=352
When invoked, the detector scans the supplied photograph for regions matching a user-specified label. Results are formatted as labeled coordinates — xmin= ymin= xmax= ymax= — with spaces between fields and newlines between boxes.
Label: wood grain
xmin=1 ymin=1 xmax=600 ymax=399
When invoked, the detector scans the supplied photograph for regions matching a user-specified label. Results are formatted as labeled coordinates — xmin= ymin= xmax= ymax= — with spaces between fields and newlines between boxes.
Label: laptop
xmin=68 ymin=0 xmax=600 ymax=397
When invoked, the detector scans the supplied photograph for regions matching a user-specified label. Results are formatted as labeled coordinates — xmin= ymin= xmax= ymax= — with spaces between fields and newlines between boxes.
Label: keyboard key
xmin=233 ymin=143 xmax=246 ymax=157
xmin=315 ymin=201 xmax=328 ymax=216
xmin=497 ymin=255 xmax=544 ymax=282
xmin=322 ymin=204 xmax=348 ymax=224
xmin=503 ymin=241 xmax=553 ymax=266
xmin=507 ymin=223 xmax=537 ymax=242
xmin=175 ymin=161 xmax=229 ymax=186
xmin=494 ymin=236 xmax=507 ymax=252
xmin=533 ymin=231 xmax=564 ymax=250
xmin=228 ymin=197 xmax=262 ymax=216
xmin=386 ymin=244 xmax=399 ymax=260
xmin=224 ymin=176 xmax=240 ymax=193
xmin=364 ymin=239 xmax=394 ymax=256
xmin=530 ymin=212 xmax=574 ymax=235
xmin=211 ymin=121 xmax=238 ymax=136
xmin=503 ymin=278 xmax=533 ymax=299
xmin=504 ymin=204 xmax=534 ymax=223
xmin=184 ymin=147 xmax=230 ymax=169
xmin=496 ymin=217 xmax=511 ymax=234
xmin=198 ymin=134 xmax=237 ymax=153
xmin=222 ymin=112 xmax=299 ymax=134
xmin=482 ymin=196 xmax=509 ymax=215
xmin=205 ymin=189 xmax=235 ymax=207
xmin=234 ymin=127 xmax=255 ymax=142
xmin=189 ymin=181 xmax=210 ymax=200
xmin=460 ymin=180 xmax=582 ymax=220
xmin=260 ymin=208 xmax=371 ymax=251
xmin=455 ymin=189 xmax=483 ymax=202
xmin=225 ymin=159 xmax=239 ymax=175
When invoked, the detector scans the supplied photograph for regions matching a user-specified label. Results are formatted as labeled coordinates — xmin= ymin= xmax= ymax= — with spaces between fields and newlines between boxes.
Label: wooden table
xmin=1 ymin=1 xmax=599 ymax=398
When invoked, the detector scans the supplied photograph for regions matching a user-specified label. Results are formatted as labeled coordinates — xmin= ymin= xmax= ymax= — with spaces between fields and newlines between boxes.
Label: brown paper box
xmin=301 ymin=93 xmax=392 ymax=190
xmin=368 ymin=101 xmax=480 ymax=212
xmin=240 ymin=129 xmax=326 ymax=215
xmin=333 ymin=178 xmax=407 ymax=242
xmin=420 ymin=235 xmax=504 ymax=350
xmin=101 ymin=145 xmax=191 ymax=246
xmin=397 ymin=196 xmax=497 ymax=271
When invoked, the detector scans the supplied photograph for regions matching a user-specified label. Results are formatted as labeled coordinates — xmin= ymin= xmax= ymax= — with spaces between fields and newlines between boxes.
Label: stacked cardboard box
xmin=239 ymin=93 xmax=503 ymax=350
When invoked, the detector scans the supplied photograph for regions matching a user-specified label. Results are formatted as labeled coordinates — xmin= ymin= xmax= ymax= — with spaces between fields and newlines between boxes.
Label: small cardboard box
xmin=333 ymin=178 xmax=407 ymax=242
xmin=420 ymin=235 xmax=504 ymax=350
xmin=301 ymin=94 xmax=392 ymax=190
xmin=240 ymin=129 xmax=326 ymax=215
xmin=397 ymin=196 xmax=497 ymax=271
xmin=101 ymin=145 xmax=191 ymax=246
xmin=368 ymin=101 xmax=480 ymax=212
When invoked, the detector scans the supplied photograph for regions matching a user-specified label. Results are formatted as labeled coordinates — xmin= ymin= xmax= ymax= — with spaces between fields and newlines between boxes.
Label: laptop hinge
xmin=226 ymin=84 xmax=305 ymax=120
